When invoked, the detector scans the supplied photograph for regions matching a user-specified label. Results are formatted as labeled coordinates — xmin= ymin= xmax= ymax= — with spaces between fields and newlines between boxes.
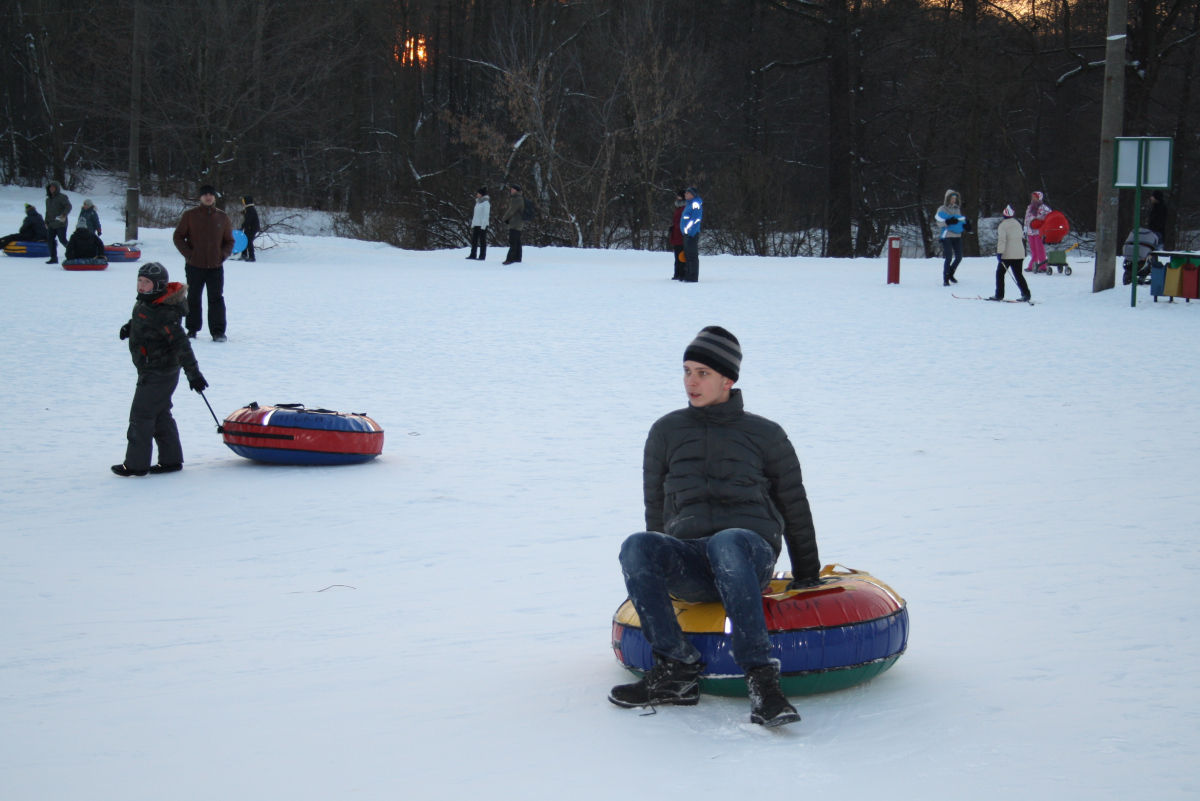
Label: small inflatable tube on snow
xmin=62 ymin=258 xmax=108 ymax=271
xmin=222 ymin=402 xmax=384 ymax=465
xmin=232 ymin=230 xmax=248 ymax=254
xmin=3 ymin=241 xmax=51 ymax=258
xmin=612 ymin=565 xmax=908 ymax=697
xmin=104 ymin=244 xmax=142 ymax=262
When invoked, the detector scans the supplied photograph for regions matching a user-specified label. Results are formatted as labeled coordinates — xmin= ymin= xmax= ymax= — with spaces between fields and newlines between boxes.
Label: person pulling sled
xmin=113 ymin=263 xmax=208 ymax=477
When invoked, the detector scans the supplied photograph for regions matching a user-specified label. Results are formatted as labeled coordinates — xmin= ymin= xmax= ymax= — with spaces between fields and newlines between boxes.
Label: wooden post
xmin=124 ymin=0 xmax=143 ymax=242
xmin=1092 ymin=0 xmax=1127 ymax=292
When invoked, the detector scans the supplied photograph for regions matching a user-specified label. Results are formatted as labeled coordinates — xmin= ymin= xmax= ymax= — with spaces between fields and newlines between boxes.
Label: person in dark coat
xmin=0 ymin=204 xmax=49 ymax=249
xmin=113 ymin=263 xmax=208 ymax=477
xmin=80 ymin=199 xmax=102 ymax=236
xmin=501 ymin=184 xmax=524 ymax=264
xmin=237 ymin=195 xmax=259 ymax=262
xmin=173 ymin=184 xmax=235 ymax=341
xmin=670 ymin=189 xmax=686 ymax=280
xmin=1146 ymin=190 xmax=1168 ymax=249
xmin=609 ymin=326 xmax=819 ymax=728
xmin=44 ymin=180 xmax=72 ymax=264
xmin=64 ymin=216 xmax=107 ymax=261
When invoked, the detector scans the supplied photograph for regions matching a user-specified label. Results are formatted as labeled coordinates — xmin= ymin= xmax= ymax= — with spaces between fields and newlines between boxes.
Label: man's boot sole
xmin=751 ymin=709 xmax=801 ymax=728
xmin=608 ymin=691 xmax=699 ymax=708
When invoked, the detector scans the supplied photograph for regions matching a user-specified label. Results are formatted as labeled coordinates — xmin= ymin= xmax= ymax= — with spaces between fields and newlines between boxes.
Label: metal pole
xmin=124 ymin=0 xmax=143 ymax=242
xmin=1093 ymin=0 xmax=1128 ymax=292
xmin=1130 ymin=142 xmax=1143 ymax=307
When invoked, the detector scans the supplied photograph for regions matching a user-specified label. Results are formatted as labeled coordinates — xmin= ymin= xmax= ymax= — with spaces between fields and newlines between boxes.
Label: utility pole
xmin=1092 ymin=0 xmax=1127 ymax=292
xmin=124 ymin=0 xmax=143 ymax=242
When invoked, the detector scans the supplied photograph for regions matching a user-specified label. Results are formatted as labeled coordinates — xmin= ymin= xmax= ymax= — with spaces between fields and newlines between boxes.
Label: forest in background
xmin=3 ymin=0 xmax=1198 ymax=257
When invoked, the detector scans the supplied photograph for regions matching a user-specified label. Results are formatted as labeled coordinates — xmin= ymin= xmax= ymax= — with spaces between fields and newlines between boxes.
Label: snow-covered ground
xmin=2 ymin=184 xmax=1198 ymax=800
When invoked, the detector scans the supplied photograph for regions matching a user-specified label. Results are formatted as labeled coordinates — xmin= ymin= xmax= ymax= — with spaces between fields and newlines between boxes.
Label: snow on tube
xmin=62 ymin=258 xmax=108 ymax=271
xmin=612 ymin=564 xmax=908 ymax=697
xmin=232 ymin=230 xmax=247 ymax=254
xmin=1041 ymin=211 xmax=1070 ymax=245
xmin=221 ymin=402 xmax=384 ymax=465
xmin=104 ymin=244 xmax=142 ymax=262
xmin=4 ymin=241 xmax=51 ymax=258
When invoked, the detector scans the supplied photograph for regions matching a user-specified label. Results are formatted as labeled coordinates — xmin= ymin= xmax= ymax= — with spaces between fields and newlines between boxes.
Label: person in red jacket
xmin=670 ymin=189 xmax=686 ymax=280
xmin=173 ymin=185 xmax=234 ymax=341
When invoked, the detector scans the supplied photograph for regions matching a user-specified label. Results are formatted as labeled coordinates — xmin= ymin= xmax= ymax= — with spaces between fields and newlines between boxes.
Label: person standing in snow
xmin=501 ymin=184 xmax=524 ymax=264
xmin=679 ymin=187 xmax=703 ymax=282
xmin=173 ymin=184 xmax=234 ymax=341
xmin=80 ymin=199 xmax=102 ymax=237
xmin=670 ymin=189 xmax=686 ymax=280
xmin=610 ymin=327 xmax=820 ymax=728
xmin=1023 ymin=191 xmax=1051 ymax=273
xmin=467 ymin=187 xmax=490 ymax=260
xmin=991 ymin=205 xmax=1031 ymax=302
xmin=113 ymin=263 xmax=208 ymax=477
xmin=237 ymin=195 xmax=259 ymax=262
xmin=1146 ymin=190 xmax=1168 ymax=250
xmin=44 ymin=180 xmax=72 ymax=264
xmin=935 ymin=189 xmax=965 ymax=286
xmin=0 ymin=204 xmax=48 ymax=249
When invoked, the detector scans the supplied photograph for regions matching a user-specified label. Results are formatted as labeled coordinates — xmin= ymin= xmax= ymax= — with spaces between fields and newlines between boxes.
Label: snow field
xmin=1 ymin=183 xmax=1198 ymax=799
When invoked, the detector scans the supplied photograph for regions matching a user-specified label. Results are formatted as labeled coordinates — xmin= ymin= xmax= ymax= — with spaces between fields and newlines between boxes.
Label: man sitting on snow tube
xmin=609 ymin=326 xmax=820 ymax=728
xmin=0 ymin=204 xmax=49 ymax=250
xmin=64 ymin=217 xmax=107 ymax=262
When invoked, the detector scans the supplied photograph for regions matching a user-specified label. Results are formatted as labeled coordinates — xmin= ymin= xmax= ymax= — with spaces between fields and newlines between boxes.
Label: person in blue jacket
xmin=0 ymin=204 xmax=49 ymax=249
xmin=679 ymin=187 xmax=703 ymax=282
xmin=935 ymin=189 xmax=966 ymax=286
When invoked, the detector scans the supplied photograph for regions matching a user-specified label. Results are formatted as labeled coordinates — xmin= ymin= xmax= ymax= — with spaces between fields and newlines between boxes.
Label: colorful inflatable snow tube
xmin=612 ymin=565 xmax=908 ymax=697
xmin=221 ymin=402 xmax=384 ymax=465
xmin=62 ymin=258 xmax=108 ymax=271
xmin=104 ymin=244 xmax=142 ymax=262
xmin=3 ymin=241 xmax=50 ymax=258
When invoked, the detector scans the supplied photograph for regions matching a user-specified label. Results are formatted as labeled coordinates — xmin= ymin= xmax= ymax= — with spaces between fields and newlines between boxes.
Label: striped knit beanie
xmin=684 ymin=326 xmax=741 ymax=382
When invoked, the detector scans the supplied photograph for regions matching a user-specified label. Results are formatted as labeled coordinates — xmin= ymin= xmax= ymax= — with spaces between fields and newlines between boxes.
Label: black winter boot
xmin=609 ymin=656 xmax=705 ymax=708
xmin=111 ymin=463 xmax=149 ymax=477
xmin=149 ymin=463 xmax=182 ymax=474
xmin=746 ymin=662 xmax=800 ymax=728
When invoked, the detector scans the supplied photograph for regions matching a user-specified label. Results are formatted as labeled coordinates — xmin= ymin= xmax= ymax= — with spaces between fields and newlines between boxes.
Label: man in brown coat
xmin=173 ymin=185 xmax=235 ymax=341
xmin=501 ymin=184 xmax=524 ymax=265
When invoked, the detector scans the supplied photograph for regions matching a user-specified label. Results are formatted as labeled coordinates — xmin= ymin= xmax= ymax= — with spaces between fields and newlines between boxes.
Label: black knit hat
xmin=479 ymin=187 xmax=488 ymax=196
xmin=511 ymin=183 xmax=521 ymax=191
xmin=198 ymin=184 xmax=218 ymax=198
xmin=684 ymin=326 xmax=741 ymax=382
xmin=138 ymin=262 xmax=170 ymax=294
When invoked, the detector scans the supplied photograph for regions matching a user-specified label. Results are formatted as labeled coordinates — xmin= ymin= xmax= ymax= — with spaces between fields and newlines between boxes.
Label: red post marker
xmin=887 ymin=236 xmax=901 ymax=284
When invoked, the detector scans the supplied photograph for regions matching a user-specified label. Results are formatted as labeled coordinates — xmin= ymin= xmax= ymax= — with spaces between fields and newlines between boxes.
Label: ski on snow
xmin=952 ymin=294 xmax=1035 ymax=305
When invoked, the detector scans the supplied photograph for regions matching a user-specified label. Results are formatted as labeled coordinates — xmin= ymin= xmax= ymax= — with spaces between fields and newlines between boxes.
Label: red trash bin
xmin=887 ymin=236 xmax=901 ymax=284
xmin=1182 ymin=261 xmax=1200 ymax=300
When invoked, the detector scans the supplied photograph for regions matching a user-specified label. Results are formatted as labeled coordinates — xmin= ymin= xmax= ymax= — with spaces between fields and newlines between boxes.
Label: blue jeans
xmin=619 ymin=529 xmax=776 ymax=669
xmin=942 ymin=237 xmax=962 ymax=281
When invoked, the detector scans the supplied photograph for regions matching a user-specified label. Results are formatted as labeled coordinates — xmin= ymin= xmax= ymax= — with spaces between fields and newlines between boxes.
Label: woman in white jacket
xmin=468 ymin=188 xmax=490 ymax=260
xmin=992 ymin=205 xmax=1031 ymax=302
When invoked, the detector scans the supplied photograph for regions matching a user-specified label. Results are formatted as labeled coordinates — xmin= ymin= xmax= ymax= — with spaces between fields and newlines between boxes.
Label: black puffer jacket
xmin=127 ymin=282 xmax=201 ymax=376
xmin=19 ymin=208 xmax=48 ymax=240
xmin=642 ymin=389 xmax=820 ymax=581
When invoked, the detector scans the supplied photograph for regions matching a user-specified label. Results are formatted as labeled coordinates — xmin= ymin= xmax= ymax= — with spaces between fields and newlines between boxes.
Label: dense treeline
xmin=3 ymin=0 xmax=1198 ymax=256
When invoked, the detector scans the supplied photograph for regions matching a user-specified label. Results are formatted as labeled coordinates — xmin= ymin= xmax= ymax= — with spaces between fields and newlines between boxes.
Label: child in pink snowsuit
xmin=1024 ymin=191 xmax=1051 ymax=272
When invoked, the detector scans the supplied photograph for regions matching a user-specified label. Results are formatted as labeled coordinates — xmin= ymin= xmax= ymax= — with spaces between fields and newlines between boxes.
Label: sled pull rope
xmin=199 ymin=390 xmax=225 ymax=434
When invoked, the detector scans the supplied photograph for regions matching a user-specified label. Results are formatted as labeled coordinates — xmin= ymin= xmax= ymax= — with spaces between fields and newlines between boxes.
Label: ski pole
xmin=198 ymin=390 xmax=225 ymax=433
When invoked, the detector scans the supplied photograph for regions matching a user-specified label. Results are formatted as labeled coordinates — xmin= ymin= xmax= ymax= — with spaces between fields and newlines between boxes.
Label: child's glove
xmin=787 ymin=575 xmax=821 ymax=591
xmin=187 ymin=371 xmax=208 ymax=392
xmin=119 ymin=322 xmax=131 ymax=340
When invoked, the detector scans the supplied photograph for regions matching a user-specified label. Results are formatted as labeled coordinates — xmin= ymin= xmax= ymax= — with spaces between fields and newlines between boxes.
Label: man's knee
xmin=619 ymin=531 xmax=666 ymax=570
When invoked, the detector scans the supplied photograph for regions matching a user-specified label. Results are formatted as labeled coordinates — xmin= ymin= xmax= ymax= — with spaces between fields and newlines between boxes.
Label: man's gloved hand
xmin=119 ymin=322 xmax=131 ymax=340
xmin=187 ymin=371 xmax=208 ymax=392
xmin=997 ymin=255 xmax=1004 ymax=264
xmin=787 ymin=575 xmax=821 ymax=591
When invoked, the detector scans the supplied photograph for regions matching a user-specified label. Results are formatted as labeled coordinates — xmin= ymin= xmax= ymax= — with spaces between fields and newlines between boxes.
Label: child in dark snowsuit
xmin=113 ymin=263 xmax=208 ymax=476
xmin=64 ymin=216 xmax=106 ymax=261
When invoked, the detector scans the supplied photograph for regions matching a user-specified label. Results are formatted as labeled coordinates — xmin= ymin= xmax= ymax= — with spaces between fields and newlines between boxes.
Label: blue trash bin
xmin=1150 ymin=259 xmax=1166 ymax=297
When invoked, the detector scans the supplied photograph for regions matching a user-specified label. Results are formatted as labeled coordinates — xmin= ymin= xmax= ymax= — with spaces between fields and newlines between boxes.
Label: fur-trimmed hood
xmin=153 ymin=282 xmax=188 ymax=306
